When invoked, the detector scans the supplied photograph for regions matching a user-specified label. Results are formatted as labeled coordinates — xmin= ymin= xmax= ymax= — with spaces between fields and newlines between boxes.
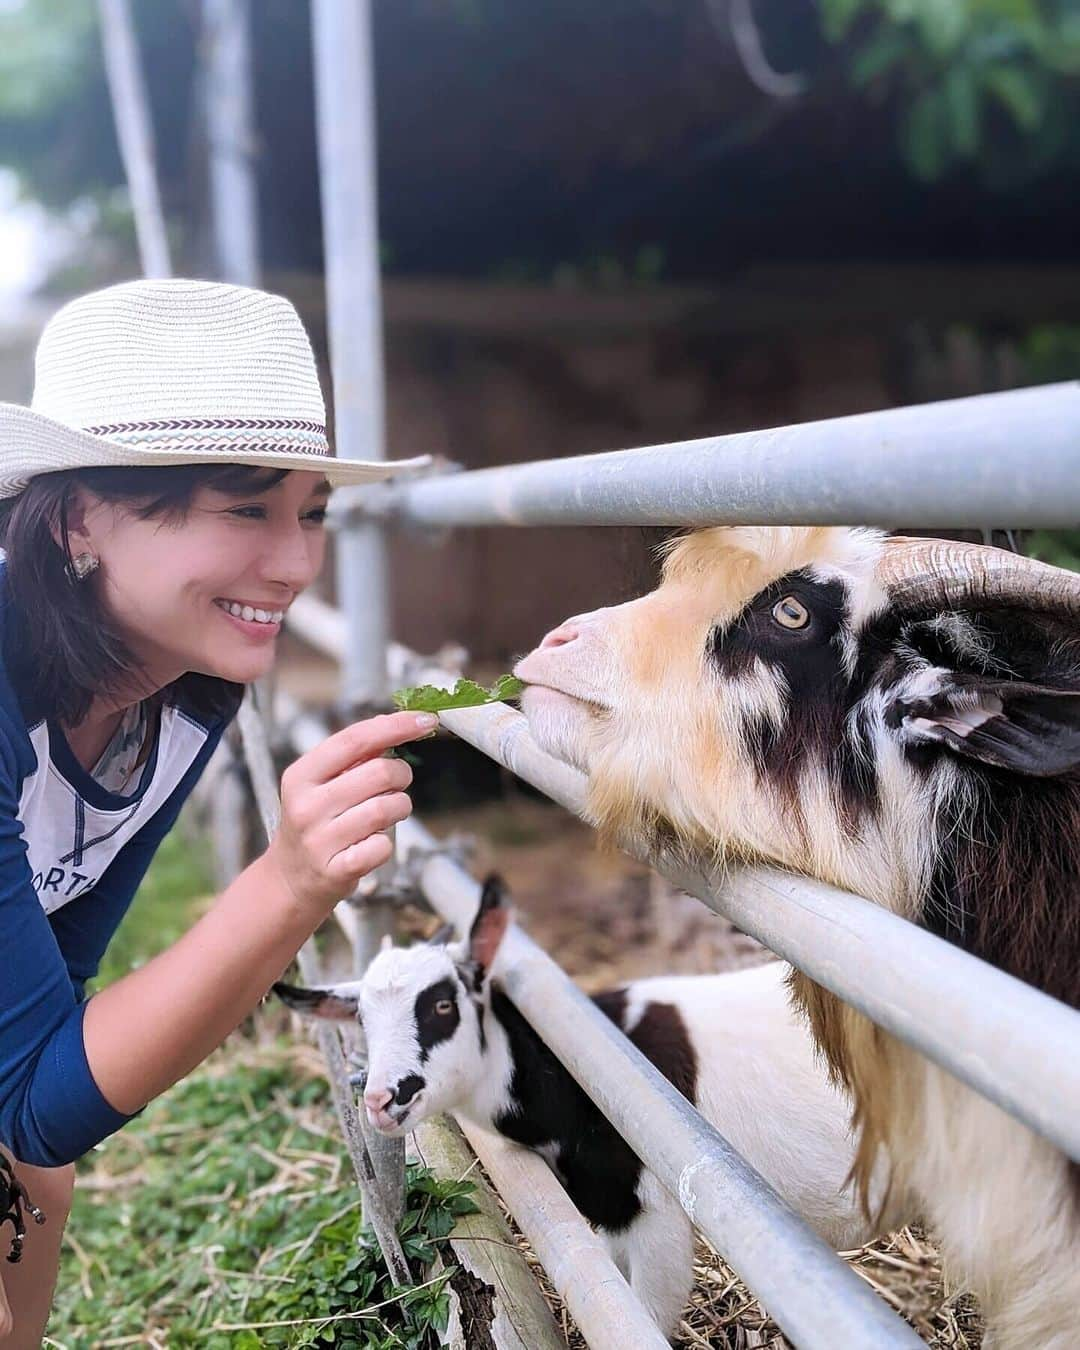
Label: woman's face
xmin=73 ymin=470 xmax=330 ymax=693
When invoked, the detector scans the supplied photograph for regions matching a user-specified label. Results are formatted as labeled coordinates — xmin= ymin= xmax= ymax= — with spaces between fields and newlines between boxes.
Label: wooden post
xmin=411 ymin=1114 xmax=564 ymax=1350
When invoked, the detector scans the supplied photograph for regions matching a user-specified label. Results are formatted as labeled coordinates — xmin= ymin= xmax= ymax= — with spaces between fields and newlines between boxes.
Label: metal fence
xmin=275 ymin=439 xmax=1080 ymax=1344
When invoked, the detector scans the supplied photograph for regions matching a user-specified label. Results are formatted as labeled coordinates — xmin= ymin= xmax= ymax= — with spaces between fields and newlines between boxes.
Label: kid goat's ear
xmin=468 ymin=874 xmax=512 ymax=975
xmin=272 ymin=980 xmax=363 ymax=1021
xmin=898 ymin=677 xmax=1080 ymax=777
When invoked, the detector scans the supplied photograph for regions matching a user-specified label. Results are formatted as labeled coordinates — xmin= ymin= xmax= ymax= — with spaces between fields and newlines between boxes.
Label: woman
xmin=0 ymin=278 xmax=436 ymax=1346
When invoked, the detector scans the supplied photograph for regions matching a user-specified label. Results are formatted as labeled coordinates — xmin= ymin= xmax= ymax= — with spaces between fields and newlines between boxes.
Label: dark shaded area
xmin=6 ymin=2 xmax=1079 ymax=281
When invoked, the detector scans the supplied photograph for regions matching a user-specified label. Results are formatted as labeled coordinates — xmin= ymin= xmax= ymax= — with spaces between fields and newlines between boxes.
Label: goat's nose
xmin=539 ymin=621 xmax=581 ymax=650
xmin=363 ymin=1086 xmax=393 ymax=1114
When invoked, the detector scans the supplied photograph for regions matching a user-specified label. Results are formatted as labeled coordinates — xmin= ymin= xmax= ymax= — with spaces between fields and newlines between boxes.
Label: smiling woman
xmin=0 ymin=278 xmax=434 ymax=1347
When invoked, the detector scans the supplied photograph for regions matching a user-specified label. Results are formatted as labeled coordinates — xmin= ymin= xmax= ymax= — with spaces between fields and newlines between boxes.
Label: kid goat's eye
xmin=434 ymin=999 xmax=454 ymax=1016
xmin=772 ymin=595 xmax=810 ymax=630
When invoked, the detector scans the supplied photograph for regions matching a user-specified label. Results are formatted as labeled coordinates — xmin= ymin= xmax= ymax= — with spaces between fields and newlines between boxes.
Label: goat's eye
xmin=772 ymin=596 xmax=810 ymax=630
xmin=434 ymin=999 xmax=454 ymax=1016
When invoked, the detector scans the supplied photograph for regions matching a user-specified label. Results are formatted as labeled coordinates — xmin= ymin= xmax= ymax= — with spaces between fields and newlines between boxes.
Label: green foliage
xmin=393 ymin=675 xmax=524 ymax=714
xmin=0 ymin=0 xmax=196 ymax=211
xmin=820 ymin=0 xmax=1080 ymax=184
xmin=52 ymin=1048 xmax=478 ymax=1348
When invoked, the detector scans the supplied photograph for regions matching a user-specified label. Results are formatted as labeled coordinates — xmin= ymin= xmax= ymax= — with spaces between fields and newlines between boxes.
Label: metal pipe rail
xmin=331 ymin=380 xmax=1080 ymax=530
xmin=430 ymin=694 xmax=1080 ymax=1166
xmin=397 ymin=814 xmax=922 ymax=1350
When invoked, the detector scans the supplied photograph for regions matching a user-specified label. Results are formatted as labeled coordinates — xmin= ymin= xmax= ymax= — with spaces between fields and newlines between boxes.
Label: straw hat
xmin=0 ymin=277 xmax=431 ymax=499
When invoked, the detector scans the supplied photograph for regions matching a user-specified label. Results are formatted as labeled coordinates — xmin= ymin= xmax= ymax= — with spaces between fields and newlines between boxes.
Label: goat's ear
xmin=898 ymin=678 xmax=1080 ymax=777
xmin=272 ymin=980 xmax=363 ymax=1021
xmin=468 ymin=874 xmax=512 ymax=974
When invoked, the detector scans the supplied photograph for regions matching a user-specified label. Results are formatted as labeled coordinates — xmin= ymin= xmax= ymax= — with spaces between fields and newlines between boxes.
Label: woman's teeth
xmin=217 ymin=600 xmax=284 ymax=625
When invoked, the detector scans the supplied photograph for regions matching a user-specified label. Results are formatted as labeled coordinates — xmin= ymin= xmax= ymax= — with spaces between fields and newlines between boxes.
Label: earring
xmin=67 ymin=551 xmax=99 ymax=583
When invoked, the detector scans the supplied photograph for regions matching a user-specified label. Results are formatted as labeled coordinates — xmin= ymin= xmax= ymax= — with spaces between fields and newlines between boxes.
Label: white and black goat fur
xmin=514 ymin=525 xmax=1080 ymax=1349
xmin=275 ymin=876 xmax=881 ymax=1338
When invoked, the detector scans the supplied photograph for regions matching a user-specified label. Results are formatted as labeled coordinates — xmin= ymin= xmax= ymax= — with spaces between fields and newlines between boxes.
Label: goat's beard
xmin=519 ymin=685 xmax=596 ymax=773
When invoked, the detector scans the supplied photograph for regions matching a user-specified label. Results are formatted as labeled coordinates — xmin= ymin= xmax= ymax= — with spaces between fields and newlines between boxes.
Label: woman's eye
xmin=303 ymin=508 xmax=328 ymax=525
xmin=771 ymin=595 xmax=810 ymax=630
xmin=434 ymin=999 xmax=454 ymax=1016
xmin=229 ymin=505 xmax=267 ymax=521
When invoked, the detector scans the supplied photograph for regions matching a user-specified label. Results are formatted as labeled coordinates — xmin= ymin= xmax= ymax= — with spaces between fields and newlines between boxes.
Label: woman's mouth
xmin=213 ymin=597 xmax=285 ymax=638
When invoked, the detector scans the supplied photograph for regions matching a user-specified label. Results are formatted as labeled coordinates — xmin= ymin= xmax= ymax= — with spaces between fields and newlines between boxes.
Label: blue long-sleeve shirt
xmin=0 ymin=571 xmax=239 ymax=1166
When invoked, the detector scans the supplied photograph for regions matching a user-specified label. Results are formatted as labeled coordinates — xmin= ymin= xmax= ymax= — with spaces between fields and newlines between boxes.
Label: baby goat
xmin=275 ymin=876 xmax=882 ymax=1338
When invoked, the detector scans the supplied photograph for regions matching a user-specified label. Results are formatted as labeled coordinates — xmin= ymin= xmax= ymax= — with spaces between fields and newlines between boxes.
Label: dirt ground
xmin=414 ymin=798 xmax=983 ymax=1350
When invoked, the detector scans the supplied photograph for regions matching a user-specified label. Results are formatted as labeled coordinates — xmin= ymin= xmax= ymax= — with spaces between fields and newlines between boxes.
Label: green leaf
xmin=489 ymin=673 xmax=525 ymax=701
xmin=944 ymin=66 xmax=980 ymax=155
xmin=981 ymin=65 xmax=1044 ymax=130
xmin=913 ymin=0 xmax=967 ymax=57
xmin=900 ymin=89 xmax=948 ymax=179
xmin=392 ymin=675 xmax=524 ymax=713
xmin=820 ymin=0 xmax=865 ymax=42
xmin=849 ymin=27 xmax=909 ymax=86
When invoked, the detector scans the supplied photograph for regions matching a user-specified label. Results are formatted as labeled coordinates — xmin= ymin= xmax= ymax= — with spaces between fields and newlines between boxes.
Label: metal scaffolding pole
xmin=336 ymin=380 xmax=1080 ymax=530
xmin=97 ymin=0 xmax=172 ymax=278
xmin=312 ymin=0 xmax=391 ymax=710
xmin=202 ymin=0 xmax=260 ymax=286
xmin=311 ymin=0 xmax=405 ymax=1233
xmin=236 ymin=692 xmax=411 ymax=1285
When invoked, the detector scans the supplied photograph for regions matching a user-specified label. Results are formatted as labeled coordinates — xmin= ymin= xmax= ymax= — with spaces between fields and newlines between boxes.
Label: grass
xmin=48 ymin=827 xmax=476 ymax=1350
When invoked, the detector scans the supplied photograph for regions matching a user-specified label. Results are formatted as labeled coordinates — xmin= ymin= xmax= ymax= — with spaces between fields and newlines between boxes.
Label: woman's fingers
xmin=269 ymin=710 xmax=435 ymax=911
xmin=315 ymin=792 xmax=414 ymax=862
xmin=291 ymin=711 xmax=437 ymax=788
xmin=317 ymin=754 xmax=413 ymax=819
xmin=326 ymin=832 xmax=395 ymax=885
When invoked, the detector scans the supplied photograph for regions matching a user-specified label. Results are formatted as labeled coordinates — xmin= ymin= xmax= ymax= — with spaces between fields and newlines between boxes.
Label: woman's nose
xmin=264 ymin=527 xmax=321 ymax=591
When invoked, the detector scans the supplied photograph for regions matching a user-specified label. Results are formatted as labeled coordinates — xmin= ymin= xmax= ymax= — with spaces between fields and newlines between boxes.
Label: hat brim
xmin=0 ymin=401 xmax=432 ymax=499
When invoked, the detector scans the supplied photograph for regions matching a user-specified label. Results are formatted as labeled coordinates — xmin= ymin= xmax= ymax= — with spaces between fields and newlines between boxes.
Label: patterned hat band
xmin=80 ymin=416 xmax=331 ymax=458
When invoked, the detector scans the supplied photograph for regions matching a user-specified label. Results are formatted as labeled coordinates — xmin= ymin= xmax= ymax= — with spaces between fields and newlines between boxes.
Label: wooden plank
xmin=412 ymin=1115 xmax=564 ymax=1350
xmin=455 ymin=1120 xmax=669 ymax=1350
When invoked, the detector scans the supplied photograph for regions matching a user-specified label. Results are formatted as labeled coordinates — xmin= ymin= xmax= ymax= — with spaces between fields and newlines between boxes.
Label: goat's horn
xmin=878 ymin=537 xmax=1080 ymax=619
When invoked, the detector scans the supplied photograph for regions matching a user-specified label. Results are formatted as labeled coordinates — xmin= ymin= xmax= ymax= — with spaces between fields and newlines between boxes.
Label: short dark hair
xmin=0 ymin=463 xmax=290 ymax=726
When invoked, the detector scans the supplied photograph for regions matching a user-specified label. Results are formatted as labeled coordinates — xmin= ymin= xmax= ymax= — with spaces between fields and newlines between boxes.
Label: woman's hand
xmin=266 ymin=710 xmax=438 ymax=911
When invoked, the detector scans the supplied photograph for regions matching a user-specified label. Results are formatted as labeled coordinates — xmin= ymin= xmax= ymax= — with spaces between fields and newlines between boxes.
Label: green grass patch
xmin=51 ymin=1038 xmax=476 ymax=1348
